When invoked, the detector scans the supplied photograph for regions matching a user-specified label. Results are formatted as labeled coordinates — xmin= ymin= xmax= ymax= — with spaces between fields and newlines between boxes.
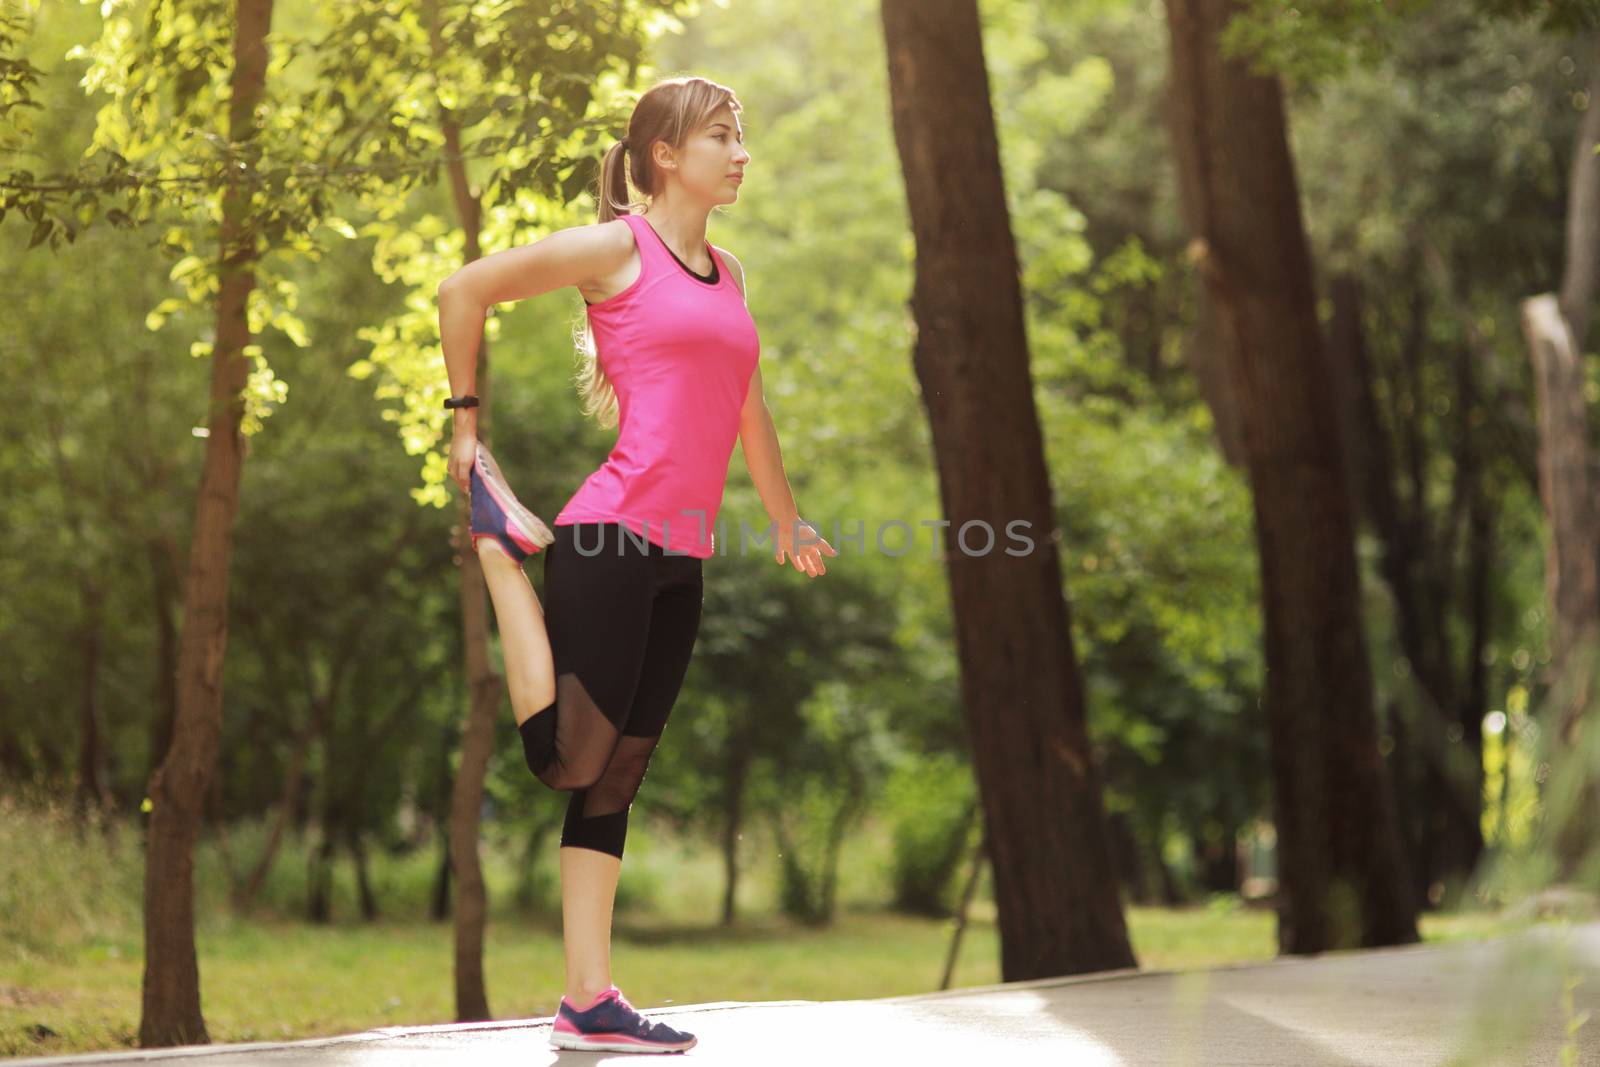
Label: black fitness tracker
xmin=444 ymin=394 xmax=480 ymax=410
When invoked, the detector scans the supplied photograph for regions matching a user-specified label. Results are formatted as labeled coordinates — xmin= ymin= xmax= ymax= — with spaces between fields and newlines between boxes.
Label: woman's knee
xmin=535 ymin=748 xmax=611 ymax=793
xmin=518 ymin=701 xmax=559 ymax=777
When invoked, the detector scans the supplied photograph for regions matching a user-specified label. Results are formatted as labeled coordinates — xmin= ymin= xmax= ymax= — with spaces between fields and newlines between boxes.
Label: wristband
xmin=444 ymin=394 xmax=480 ymax=410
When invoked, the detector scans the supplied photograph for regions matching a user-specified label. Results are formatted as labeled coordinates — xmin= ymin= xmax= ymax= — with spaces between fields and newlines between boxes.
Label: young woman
xmin=438 ymin=75 xmax=836 ymax=1054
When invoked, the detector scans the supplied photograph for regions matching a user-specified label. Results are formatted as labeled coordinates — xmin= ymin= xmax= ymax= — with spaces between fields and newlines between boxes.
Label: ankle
xmin=475 ymin=537 xmax=520 ymax=566
xmin=565 ymin=982 xmax=613 ymax=1008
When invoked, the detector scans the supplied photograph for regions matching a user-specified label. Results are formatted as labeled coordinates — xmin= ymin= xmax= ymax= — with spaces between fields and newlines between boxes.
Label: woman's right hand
xmin=448 ymin=431 xmax=477 ymax=496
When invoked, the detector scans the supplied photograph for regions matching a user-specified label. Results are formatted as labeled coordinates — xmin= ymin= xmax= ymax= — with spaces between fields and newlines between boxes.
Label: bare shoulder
xmin=585 ymin=216 xmax=639 ymax=268
xmin=714 ymin=245 xmax=746 ymax=299
xmin=578 ymin=217 xmax=643 ymax=305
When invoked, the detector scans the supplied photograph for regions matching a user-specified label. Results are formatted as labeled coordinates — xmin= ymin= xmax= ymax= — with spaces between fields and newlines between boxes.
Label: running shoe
xmin=549 ymin=984 xmax=698 ymax=1054
xmin=469 ymin=442 xmax=554 ymax=563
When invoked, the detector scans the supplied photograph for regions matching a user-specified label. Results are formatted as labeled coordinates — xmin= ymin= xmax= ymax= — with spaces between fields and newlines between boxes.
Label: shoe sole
xmin=549 ymin=1029 xmax=697 ymax=1053
xmin=473 ymin=444 xmax=554 ymax=554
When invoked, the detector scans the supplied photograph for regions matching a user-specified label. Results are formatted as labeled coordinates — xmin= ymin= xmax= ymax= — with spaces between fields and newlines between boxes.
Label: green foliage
xmin=1219 ymin=0 xmax=1424 ymax=87
xmin=1218 ymin=0 xmax=1598 ymax=90
xmin=761 ymin=681 xmax=895 ymax=926
xmin=0 ymin=6 xmax=45 ymax=162
xmin=883 ymin=751 xmax=979 ymax=918
xmin=1472 ymin=0 xmax=1600 ymax=32
xmin=770 ymin=771 xmax=858 ymax=926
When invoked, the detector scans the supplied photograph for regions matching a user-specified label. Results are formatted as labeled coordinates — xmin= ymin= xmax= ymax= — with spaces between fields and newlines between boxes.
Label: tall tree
xmin=1162 ymin=0 xmax=1419 ymax=952
xmin=879 ymin=0 xmax=1136 ymax=979
xmin=1519 ymin=32 xmax=1600 ymax=879
xmin=137 ymin=0 xmax=277 ymax=1044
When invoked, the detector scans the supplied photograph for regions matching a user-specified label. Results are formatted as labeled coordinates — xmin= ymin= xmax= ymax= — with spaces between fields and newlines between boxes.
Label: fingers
xmin=774 ymin=544 xmax=837 ymax=577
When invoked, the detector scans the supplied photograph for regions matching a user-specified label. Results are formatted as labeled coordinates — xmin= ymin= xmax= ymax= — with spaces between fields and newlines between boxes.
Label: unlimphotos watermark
xmin=566 ymin=511 xmax=1042 ymax=559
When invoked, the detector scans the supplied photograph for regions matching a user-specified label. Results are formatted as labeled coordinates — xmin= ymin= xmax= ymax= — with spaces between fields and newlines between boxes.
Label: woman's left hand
xmin=775 ymin=518 xmax=837 ymax=578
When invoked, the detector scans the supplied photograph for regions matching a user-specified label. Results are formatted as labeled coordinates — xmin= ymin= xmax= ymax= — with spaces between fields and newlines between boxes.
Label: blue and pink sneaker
xmin=469 ymin=442 xmax=554 ymax=564
xmin=549 ymin=984 xmax=698 ymax=1054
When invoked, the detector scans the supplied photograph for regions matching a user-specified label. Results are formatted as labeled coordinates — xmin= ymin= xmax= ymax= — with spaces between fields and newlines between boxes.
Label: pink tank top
xmin=553 ymin=212 xmax=761 ymax=558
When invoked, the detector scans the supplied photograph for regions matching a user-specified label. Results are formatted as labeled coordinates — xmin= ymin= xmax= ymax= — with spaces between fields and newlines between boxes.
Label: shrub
xmin=884 ymin=751 xmax=978 ymax=918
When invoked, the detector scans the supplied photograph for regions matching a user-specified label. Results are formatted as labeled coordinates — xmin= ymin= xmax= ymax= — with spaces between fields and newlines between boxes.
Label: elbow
xmin=739 ymin=404 xmax=770 ymax=437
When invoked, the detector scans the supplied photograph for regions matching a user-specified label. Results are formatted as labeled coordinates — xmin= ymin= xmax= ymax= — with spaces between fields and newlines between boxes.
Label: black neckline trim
xmin=638 ymin=215 xmax=720 ymax=286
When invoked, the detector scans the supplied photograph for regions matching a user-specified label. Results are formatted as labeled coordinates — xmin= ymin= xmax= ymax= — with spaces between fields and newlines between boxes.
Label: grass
xmin=0 ymin=796 xmax=1543 ymax=1058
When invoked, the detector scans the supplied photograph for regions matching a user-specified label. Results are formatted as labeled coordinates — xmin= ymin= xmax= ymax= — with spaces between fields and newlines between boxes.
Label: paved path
xmin=13 ymin=920 xmax=1599 ymax=1066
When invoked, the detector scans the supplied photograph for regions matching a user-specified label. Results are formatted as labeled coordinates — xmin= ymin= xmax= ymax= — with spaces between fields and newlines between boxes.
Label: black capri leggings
xmin=518 ymin=521 xmax=704 ymax=859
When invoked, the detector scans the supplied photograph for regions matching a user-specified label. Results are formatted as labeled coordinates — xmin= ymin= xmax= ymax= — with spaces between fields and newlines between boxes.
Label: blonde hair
xmin=572 ymin=76 xmax=744 ymax=429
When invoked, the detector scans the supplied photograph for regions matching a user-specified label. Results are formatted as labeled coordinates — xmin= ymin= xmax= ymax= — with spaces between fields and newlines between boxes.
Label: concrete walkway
xmin=12 ymin=921 xmax=1599 ymax=1066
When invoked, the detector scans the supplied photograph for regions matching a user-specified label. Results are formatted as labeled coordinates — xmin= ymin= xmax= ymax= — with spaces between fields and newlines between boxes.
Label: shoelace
xmin=611 ymin=991 xmax=675 ymax=1038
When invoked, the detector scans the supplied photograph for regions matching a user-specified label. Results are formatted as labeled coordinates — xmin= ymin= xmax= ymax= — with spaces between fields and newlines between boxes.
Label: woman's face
xmin=661 ymin=105 xmax=750 ymax=204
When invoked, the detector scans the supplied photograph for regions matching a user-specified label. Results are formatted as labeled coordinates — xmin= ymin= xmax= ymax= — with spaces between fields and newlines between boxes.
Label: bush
xmin=771 ymin=776 xmax=863 ymax=926
xmin=884 ymin=751 xmax=978 ymax=918
xmin=0 ymin=791 xmax=143 ymax=962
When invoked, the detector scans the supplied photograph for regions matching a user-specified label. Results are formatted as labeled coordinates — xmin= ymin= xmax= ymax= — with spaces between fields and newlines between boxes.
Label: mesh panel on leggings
xmin=580 ymin=734 xmax=661 ymax=819
xmin=534 ymin=671 xmax=620 ymax=793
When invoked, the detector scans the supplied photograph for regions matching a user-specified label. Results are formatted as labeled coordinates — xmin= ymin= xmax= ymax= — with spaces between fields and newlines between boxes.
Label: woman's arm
xmin=722 ymin=247 xmax=834 ymax=576
xmin=739 ymin=367 xmax=834 ymax=576
xmin=439 ymin=221 xmax=631 ymax=490
xmin=738 ymin=364 xmax=800 ymax=529
xmin=721 ymin=247 xmax=797 ymax=529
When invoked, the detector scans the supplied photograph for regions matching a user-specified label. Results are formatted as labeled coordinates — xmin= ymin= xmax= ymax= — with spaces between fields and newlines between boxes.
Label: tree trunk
xmin=441 ymin=164 xmax=500 ymax=1025
xmin=939 ymin=829 xmax=987 ymax=991
xmin=76 ymin=581 xmax=111 ymax=815
xmin=1105 ymin=810 xmax=1150 ymax=904
xmin=819 ymin=768 xmax=865 ymax=922
xmin=1162 ymin=0 xmax=1417 ymax=953
xmin=1194 ymin=812 xmax=1239 ymax=894
xmin=0 ymin=685 xmax=24 ymax=782
xmin=138 ymin=0 xmax=274 ymax=1047
xmin=146 ymin=534 xmax=181 ymax=788
xmin=432 ymin=827 xmax=453 ymax=922
xmin=307 ymin=815 xmax=336 ymax=923
xmin=36 ymin=317 xmax=113 ymax=817
xmin=431 ymin=722 xmax=454 ymax=922
xmin=234 ymin=531 xmax=420 ymax=910
xmin=1163 ymin=70 xmax=1247 ymax=473
xmin=1519 ymin=35 xmax=1600 ymax=880
xmin=1522 ymin=293 xmax=1600 ymax=873
xmin=351 ymin=831 xmax=379 ymax=921
xmin=880 ymin=0 xmax=1136 ymax=979
xmin=720 ymin=734 xmax=751 ymax=926
xmin=424 ymin=0 xmax=501 ymax=1022
xmin=233 ymin=716 xmax=317 ymax=910
xmin=1324 ymin=274 xmax=1484 ymax=906
xmin=1440 ymin=338 xmax=1491 ymax=898
xmin=1461 ymin=358 xmax=1495 ymax=868
xmin=1557 ymin=37 xmax=1600 ymax=354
